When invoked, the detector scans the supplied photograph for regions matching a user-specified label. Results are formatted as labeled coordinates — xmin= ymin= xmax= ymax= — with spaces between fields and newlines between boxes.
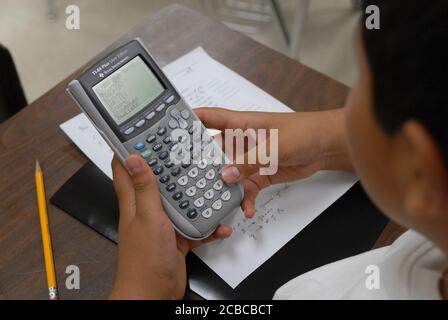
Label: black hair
xmin=362 ymin=0 xmax=448 ymax=165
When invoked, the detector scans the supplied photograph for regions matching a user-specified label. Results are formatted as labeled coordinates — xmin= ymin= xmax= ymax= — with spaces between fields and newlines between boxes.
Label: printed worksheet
xmin=60 ymin=47 xmax=357 ymax=289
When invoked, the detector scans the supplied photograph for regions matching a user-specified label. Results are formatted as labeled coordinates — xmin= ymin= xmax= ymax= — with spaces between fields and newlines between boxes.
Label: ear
xmin=399 ymin=120 xmax=448 ymax=219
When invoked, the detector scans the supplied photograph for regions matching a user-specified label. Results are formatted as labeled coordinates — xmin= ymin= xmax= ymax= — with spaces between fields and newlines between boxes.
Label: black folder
xmin=50 ymin=161 xmax=388 ymax=299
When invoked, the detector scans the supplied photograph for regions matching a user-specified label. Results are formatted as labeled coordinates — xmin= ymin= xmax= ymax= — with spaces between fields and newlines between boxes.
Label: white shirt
xmin=273 ymin=230 xmax=448 ymax=299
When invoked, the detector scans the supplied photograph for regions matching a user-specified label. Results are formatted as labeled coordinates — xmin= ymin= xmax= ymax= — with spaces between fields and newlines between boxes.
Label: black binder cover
xmin=50 ymin=161 xmax=388 ymax=299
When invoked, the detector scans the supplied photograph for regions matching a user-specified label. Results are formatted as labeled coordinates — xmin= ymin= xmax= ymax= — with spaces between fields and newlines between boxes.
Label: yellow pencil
xmin=35 ymin=160 xmax=59 ymax=300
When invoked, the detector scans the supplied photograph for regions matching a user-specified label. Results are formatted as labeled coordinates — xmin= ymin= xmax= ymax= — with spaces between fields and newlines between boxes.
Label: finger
xmin=195 ymin=107 xmax=254 ymax=131
xmin=125 ymin=155 xmax=163 ymax=220
xmin=241 ymin=179 xmax=260 ymax=219
xmin=112 ymin=157 xmax=135 ymax=228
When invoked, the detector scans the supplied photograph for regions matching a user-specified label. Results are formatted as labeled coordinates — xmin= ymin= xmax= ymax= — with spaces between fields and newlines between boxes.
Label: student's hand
xmin=195 ymin=107 xmax=352 ymax=218
xmin=109 ymin=156 xmax=232 ymax=300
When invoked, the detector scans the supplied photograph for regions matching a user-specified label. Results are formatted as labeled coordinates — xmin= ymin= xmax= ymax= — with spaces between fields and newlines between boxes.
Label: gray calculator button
xmin=181 ymin=110 xmax=190 ymax=120
xmin=179 ymin=200 xmax=189 ymax=210
xmin=169 ymin=143 xmax=179 ymax=152
xmin=177 ymin=175 xmax=188 ymax=186
xmin=196 ymin=178 xmax=206 ymax=189
xmin=145 ymin=111 xmax=156 ymax=120
xmin=124 ymin=127 xmax=135 ymax=135
xmin=205 ymin=169 xmax=216 ymax=180
xmin=146 ymin=134 xmax=156 ymax=144
xmin=156 ymin=103 xmax=166 ymax=112
xmin=201 ymin=208 xmax=213 ymax=219
xmin=178 ymin=118 xmax=188 ymax=129
xmin=170 ymin=108 xmax=180 ymax=118
xmin=187 ymin=209 xmax=198 ymax=220
xmin=194 ymin=197 xmax=205 ymax=208
xmin=168 ymin=119 xmax=178 ymax=129
xmin=166 ymin=95 xmax=175 ymax=104
xmin=135 ymin=119 xmax=145 ymax=128
xmin=198 ymin=159 xmax=207 ymax=169
xmin=213 ymin=180 xmax=223 ymax=191
xmin=157 ymin=127 xmax=167 ymax=136
xmin=221 ymin=190 xmax=231 ymax=201
xmin=188 ymin=167 xmax=198 ymax=178
xmin=212 ymin=199 xmax=223 ymax=210
xmin=204 ymin=189 xmax=214 ymax=200
xmin=186 ymin=186 xmax=196 ymax=197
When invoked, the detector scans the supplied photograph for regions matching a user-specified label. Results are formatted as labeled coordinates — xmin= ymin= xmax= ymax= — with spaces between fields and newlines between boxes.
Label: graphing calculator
xmin=67 ymin=39 xmax=243 ymax=240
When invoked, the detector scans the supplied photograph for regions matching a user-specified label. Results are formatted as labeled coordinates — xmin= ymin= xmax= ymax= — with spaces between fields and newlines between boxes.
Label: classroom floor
xmin=0 ymin=0 xmax=359 ymax=103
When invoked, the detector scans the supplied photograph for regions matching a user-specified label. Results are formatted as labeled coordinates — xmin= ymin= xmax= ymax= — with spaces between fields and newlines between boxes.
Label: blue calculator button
xmin=134 ymin=141 xmax=145 ymax=150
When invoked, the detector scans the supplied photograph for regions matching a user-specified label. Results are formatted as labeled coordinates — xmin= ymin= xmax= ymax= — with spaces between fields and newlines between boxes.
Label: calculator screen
xmin=92 ymin=56 xmax=165 ymax=125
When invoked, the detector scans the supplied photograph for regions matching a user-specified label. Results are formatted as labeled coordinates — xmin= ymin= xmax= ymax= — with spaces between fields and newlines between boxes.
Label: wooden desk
xmin=0 ymin=4 xmax=404 ymax=299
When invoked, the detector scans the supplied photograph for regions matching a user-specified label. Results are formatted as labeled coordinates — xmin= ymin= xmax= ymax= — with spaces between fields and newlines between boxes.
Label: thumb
xmin=125 ymin=155 xmax=163 ymax=219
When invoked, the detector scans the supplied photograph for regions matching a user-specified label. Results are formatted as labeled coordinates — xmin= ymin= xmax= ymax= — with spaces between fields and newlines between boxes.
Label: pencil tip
xmin=35 ymin=160 xmax=41 ymax=172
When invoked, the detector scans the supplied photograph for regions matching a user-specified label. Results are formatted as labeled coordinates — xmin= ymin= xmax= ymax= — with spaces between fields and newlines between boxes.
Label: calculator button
xmin=181 ymin=110 xmax=190 ymax=120
xmin=181 ymin=162 xmax=191 ymax=169
xmin=221 ymin=190 xmax=231 ymax=201
xmin=140 ymin=149 xmax=152 ymax=159
xmin=166 ymin=95 xmax=175 ymax=104
xmin=205 ymin=169 xmax=216 ymax=180
xmin=166 ymin=183 xmax=176 ymax=192
xmin=187 ymin=209 xmax=198 ymax=220
xmin=186 ymin=186 xmax=196 ymax=197
xmin=156 ymin=103 xmax=166 ymax=112
xmin=179 ymin=200 xmax=189 ymax=210
xmin=198 ymin=159 xmax=207 ymax=169
xmin=201 ymin=208 xmax=213 ymax=219
xmin=124 ymin=127 xmax=135 ymax=135
xmin=213 ymin=180 xmax=223 ymax=191
xmin=159 ymin=151 xmax=169 ymax=160
xmin=157 ymin=127 xmax=167 ymax=136
xmin=135 ymin=119 xmax=145 ymax=128
xmin=145 ymin=111 xmax=155 ymax=120
xmin=134 ymin=141 xmax=145 ymax=151
xmin=173 ymin=192 xmax=183 ymax=201
xmin=146 ymin=134 xmax=156 ymax=144
xmin=168 ymin=119 xmax=178 ymax=129
xmin=159 ymin=175 xmax=170 ymax=184
xmin=178 ymin=118 xmax=188 ymax=129
xmin=196 ymin=178 xmax=206 ymax=189
xmin=178 ymin=133 xmax=188 ymax=143
xmin=164 ymin=160 xmax=174 ymax=168
xmin=163 ymin=136 xmax=172 ymax=144
xmin=153 ymin=143 xmax=162 ymax=152
xmin=169 ymin=143 xmax=179 ymax=152
xmin=147 ymin=158 xmax=158 ymax=167
xmin=171 ymin=167 xmax=181 ymax=177
xmin=212 ymin=200 xmax=223 ymax=210
xmin=177 ymin=175 xmax=188 ymax=186
xmin=188 ymin=168 xmax=199 ymax=178
xmin=153 ymin=166 xmax=163 ymax=175
xmin=194 ymin=197 xmax=205 ymax=208
xmin=170 ymin=108 xmax=180 ymax=118
xmin=204 ymin=189 xmax=214 ymax=200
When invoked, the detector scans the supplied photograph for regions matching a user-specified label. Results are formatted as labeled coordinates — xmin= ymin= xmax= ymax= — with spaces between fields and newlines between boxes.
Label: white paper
xmin=60 ymin=47 xmax=357 ymax=289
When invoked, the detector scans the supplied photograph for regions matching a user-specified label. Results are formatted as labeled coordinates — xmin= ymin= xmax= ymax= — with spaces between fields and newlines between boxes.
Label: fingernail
xmin=221 ymin=166 xmax=240 ymax=183
xmin=126 ymin=157 xmax=142 ymax=175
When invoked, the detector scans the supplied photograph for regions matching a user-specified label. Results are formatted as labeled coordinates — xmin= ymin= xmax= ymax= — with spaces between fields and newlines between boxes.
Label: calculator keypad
xmin=124 ymin=103 xmax=239 ymax=233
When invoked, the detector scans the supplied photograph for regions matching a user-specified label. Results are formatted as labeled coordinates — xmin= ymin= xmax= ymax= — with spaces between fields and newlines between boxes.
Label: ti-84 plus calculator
xmin=67 ymin=39 xmax=243 ymax=240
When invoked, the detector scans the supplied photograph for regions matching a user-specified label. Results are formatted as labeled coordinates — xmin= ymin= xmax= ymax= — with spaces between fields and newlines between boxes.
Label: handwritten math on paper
xmin=60 ymin=47 xmax=357 ymax=290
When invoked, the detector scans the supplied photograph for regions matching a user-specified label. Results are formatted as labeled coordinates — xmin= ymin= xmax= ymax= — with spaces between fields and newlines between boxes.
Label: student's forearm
xmin=316 ymin=108 xmax=354 ymax=172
